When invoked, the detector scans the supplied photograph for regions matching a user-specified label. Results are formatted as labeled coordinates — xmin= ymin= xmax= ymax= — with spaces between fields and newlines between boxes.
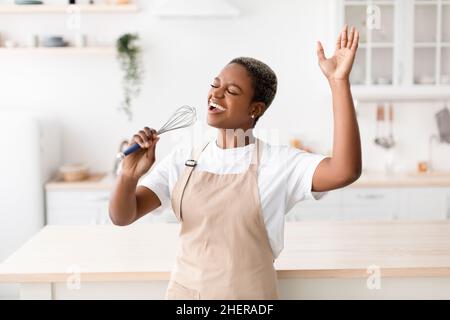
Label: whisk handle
xmin=116 ymin=129 xmax=165 ymax=160
xmin=116 ymin=143 xmax=141 ymax=160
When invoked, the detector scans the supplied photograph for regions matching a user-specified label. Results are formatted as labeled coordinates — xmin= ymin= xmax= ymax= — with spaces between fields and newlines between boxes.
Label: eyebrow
xmin=214 ymin=77 xmax=243 ymax=92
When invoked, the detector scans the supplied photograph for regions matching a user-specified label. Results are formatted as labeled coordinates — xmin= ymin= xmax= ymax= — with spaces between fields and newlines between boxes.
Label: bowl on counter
xmin=59 ymin=163 xmax=89 ymax=182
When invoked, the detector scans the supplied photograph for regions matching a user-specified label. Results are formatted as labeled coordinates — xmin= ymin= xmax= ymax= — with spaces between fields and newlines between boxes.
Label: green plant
xmin=116 ymin=33 xmax=144 ymax=121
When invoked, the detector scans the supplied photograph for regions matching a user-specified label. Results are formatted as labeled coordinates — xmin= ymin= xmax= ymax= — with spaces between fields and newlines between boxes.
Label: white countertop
xmin=1 ymin=221 xmax=450 ymax=283
xmin=352 ymin=171 xmax=450 ymax=188
xmin=45 ymin=171 xmax=450 ymax=191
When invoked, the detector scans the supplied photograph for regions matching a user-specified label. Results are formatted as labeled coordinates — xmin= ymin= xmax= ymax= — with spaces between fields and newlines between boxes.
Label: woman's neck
xmin=216 ymin=129 xmax=255 ymax=149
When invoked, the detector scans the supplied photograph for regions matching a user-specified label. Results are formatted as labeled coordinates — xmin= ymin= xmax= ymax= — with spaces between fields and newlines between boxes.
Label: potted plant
xmin=116 ymin=33 xmax=144 ymax=121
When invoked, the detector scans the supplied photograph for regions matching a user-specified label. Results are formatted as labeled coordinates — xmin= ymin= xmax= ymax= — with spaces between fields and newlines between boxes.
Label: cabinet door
xmin=47 ymin=208 xmax=100 ymax=225
xmin=413 ymin=0 xmax=450 ymax=86
xmin=339 ymin=0 xmax=397 ymax=86
xmin=398 ymin=188 xmax=448 ymax=220
xmin=340 ymin=187 xmax=400 ymax=220
xmin=46 ymin=190 xmax=111 ymax=225
xmin=446 ymin=191 xmax=450 ymax=219
xmin=338 ymin=0 xmax=450 ymax=95
xmin=286 ymin=191 xmax=341 ymax=221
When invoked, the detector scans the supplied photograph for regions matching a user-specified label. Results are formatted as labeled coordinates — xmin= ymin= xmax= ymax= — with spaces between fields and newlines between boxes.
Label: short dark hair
xmin=229 ymin=57 xmax=277 ymax=126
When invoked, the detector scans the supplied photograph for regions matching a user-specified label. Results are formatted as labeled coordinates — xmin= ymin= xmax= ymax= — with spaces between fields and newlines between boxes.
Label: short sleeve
xmin=285 ymin=150 xmax=329 ymax=211
xmin=137 ymin=150 xmax=177 ymax=214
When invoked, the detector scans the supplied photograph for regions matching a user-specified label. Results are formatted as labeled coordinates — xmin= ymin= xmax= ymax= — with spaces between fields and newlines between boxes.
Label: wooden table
xmin=1 ymin=221 xmax=450 ymax=299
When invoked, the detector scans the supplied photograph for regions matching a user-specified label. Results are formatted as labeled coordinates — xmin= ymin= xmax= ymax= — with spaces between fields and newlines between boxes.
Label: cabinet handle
xmin=447 ymin=195 xmax=450 ymax=220
xmin=87 ymin=195 xmax=110 ymax=202
xmin=356 ymin=194 xmax=385 ymax=200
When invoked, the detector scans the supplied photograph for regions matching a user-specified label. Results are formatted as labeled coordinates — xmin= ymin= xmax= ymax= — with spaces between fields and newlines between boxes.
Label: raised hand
xmin=317 ymin=25 xmax=359 ymax=81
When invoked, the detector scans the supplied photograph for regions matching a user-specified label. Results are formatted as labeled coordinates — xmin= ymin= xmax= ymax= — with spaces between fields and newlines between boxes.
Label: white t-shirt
xmin=138 ymin=139 xmax=328 ymax=259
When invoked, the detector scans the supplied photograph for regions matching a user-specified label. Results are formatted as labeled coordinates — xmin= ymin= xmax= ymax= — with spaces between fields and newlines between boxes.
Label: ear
xmin=250 ymin=102 xmax=266 ymax=118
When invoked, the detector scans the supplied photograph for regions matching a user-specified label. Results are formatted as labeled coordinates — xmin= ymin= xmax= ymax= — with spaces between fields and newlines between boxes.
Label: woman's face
xmin=207 ymin=63 xmax=263 ymax=130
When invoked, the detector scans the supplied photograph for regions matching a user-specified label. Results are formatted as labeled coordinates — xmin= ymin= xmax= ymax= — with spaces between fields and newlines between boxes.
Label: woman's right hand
xmin=121 ymin=127 xmax=160 ymax=180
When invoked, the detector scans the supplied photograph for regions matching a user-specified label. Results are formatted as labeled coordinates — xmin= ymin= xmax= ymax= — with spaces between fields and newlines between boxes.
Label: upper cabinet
xmin=0 ymin=4 xmax=139 ymax=14
xmin=342 ymin=0 xmax=396 ymax=86
xmin=337 ymin=0 xmax=450 ymax=101
xmin=413 ymin=0 xmax=450 ymax=86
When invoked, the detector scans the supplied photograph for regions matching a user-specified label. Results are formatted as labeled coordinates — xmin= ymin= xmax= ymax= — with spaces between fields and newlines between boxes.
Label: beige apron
xmin=165 ymin=138 xmax=280 ymax=300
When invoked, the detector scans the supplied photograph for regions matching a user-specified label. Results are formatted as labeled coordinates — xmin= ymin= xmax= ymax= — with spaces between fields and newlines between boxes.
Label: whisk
xmin=116 ymin=105 xmax=197 ymax=160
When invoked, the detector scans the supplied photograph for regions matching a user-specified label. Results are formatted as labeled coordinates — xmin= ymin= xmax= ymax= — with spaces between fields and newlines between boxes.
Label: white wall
xmin=0 ymin=0 xmax=448 ymax=175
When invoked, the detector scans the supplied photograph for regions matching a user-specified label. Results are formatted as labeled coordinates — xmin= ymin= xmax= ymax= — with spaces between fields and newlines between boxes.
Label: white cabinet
xmin=288 ymin=191 xmax=342 ymax=221
xmin=45 ymin=185 xmax=175 ymax=225
xmin=46 ymin=190 xmax=111 ymax=225
xmin=337 ymin=0 xmax=450 ymax=99
xmin=340 ymin=0 xmax=397 ymax=86
xmin=287 ymin=186 xmax=450 ymax=221
xmin=397 ymin=187 xmax=450 ymax=220
xmin=340 ymin=187 xmax=399 ymax=220
xmin=413 ymin=0 xmax=450 ymax=86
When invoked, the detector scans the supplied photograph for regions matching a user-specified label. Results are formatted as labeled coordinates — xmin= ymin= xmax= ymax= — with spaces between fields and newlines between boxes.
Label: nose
xmin=211 ymin=86 xmax=225 ymax=99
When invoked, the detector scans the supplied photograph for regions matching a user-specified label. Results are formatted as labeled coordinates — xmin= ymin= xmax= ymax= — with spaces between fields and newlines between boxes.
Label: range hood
xmin=153 ymin=0 xmax=240 ymax=18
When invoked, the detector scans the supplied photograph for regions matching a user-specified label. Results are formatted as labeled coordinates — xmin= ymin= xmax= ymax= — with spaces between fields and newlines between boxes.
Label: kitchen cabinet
xmin=397 ymin=187 xmax=450 ymax=220
xmin=46 ymin=190 xmax=111 ymax=225
xmin=413 ymin=0 xmax=450 ymax=86
xmin=290 ymin=191 xmax=342 ymax=221
xmin=339 ymin=0 xmax=397 ymax=86
xmin=45 ymin=188 xmax=175 ymax=225
xmin=0 ymin=4 xmax=138 ymax=14
xmin=44 ymin=174 xmax=174 ymax=225
xmin=46 ymin=173 xmax=450 ymax=225
xmin=336 ymin=0 xmax=450 ymax=100
xmin=340 ymin=187 xmax=399 ymax=220
xmin=287 ymin=186 xmax=450 ymax=222
xmin=287 ymin=188 xmax=398 ymax=221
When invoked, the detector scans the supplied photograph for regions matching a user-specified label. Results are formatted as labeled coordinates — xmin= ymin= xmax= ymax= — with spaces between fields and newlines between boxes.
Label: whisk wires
xmin=157 ymin=105 xmax=197 ymax=135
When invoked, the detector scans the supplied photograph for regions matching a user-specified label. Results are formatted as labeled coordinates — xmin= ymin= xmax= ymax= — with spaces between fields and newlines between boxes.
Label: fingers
xmin=335 ymin=28 xmax=342 ymax=50
xmin=347 ymin=26 xmax=355 ymax=49
xmin=316 ymin=41 xmax=326 ymax=61
xmin=351 ymin=30 xmax=359 ymax=52
xmin=131 ymin=127 xmax=158 ymax=149
xmin=147 ymin=136 xmax=160 ymax=157
xmin=340 ymin=24 xmax=348 ymax=49
xmin=143 ymin=127 xmax=157 ymax=145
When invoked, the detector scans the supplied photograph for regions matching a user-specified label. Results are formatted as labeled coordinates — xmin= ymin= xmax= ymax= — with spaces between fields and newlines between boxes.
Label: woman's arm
xmin=109 ymin=174 xmax=161 ymax=226
xmin=109 ymin=127 xmax=162 ymax=226
xmin=312 ymin=25 xmax=362 ymax=192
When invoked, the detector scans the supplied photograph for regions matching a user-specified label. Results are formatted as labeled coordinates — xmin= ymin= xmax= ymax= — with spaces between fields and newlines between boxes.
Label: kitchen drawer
xmin=398 ymin=188 xmax=449 ymax=220
xmin=296 ymin=190 xmax=341 ymax=207
xmin=341 ymin=188 xmax=398 ymax=207
xmin=46 ymin=190 xmax=111 ymax=225
xmin=47 ymin=190 xmax=110 ymax=210
xmin=340 ymin=207 xmax=395 ymax=221
xmin=47 ymin=208 xmax=110 ymax=225
xmin=286 ymin=206 xmax=340 ymax=221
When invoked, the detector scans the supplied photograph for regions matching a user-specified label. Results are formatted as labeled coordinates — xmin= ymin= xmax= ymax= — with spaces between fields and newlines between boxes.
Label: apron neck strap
xmin=190 ymin=141 xmax=210 ymax=162
xmin=189 ymin=138 xmax=261 ymax=171
xmin=249 ymin=138 xmax=260 ymax=172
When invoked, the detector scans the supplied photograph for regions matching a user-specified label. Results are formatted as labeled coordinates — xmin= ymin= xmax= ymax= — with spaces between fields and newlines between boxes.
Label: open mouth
xmin=208 ymin=101 xmax=227 ymax=113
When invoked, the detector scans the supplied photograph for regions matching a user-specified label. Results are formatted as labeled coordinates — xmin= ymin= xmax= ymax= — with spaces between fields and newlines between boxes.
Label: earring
xmin=251 ymin=114 xmax=255 ymax=119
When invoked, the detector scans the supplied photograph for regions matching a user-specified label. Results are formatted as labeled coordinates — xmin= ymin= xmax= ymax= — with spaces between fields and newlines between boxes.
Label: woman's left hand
xmin=317 ymin=25 xmax=359 ymax=81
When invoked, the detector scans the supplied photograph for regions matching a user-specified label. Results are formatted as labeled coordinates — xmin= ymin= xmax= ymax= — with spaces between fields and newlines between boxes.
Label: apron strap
xmin=177 ymin=141 xmax=210 ymax=221
xmin=249 ymin=138 xmax=261 ymax=172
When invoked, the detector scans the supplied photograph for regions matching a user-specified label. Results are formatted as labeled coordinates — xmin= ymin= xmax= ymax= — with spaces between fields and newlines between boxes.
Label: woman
xmin=109 ymin=25 xmax=362 ymax=300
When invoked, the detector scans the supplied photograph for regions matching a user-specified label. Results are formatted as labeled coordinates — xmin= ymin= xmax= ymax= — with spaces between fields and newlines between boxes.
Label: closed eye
xmin=210 ymin=84 xmax=238 ymax=95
